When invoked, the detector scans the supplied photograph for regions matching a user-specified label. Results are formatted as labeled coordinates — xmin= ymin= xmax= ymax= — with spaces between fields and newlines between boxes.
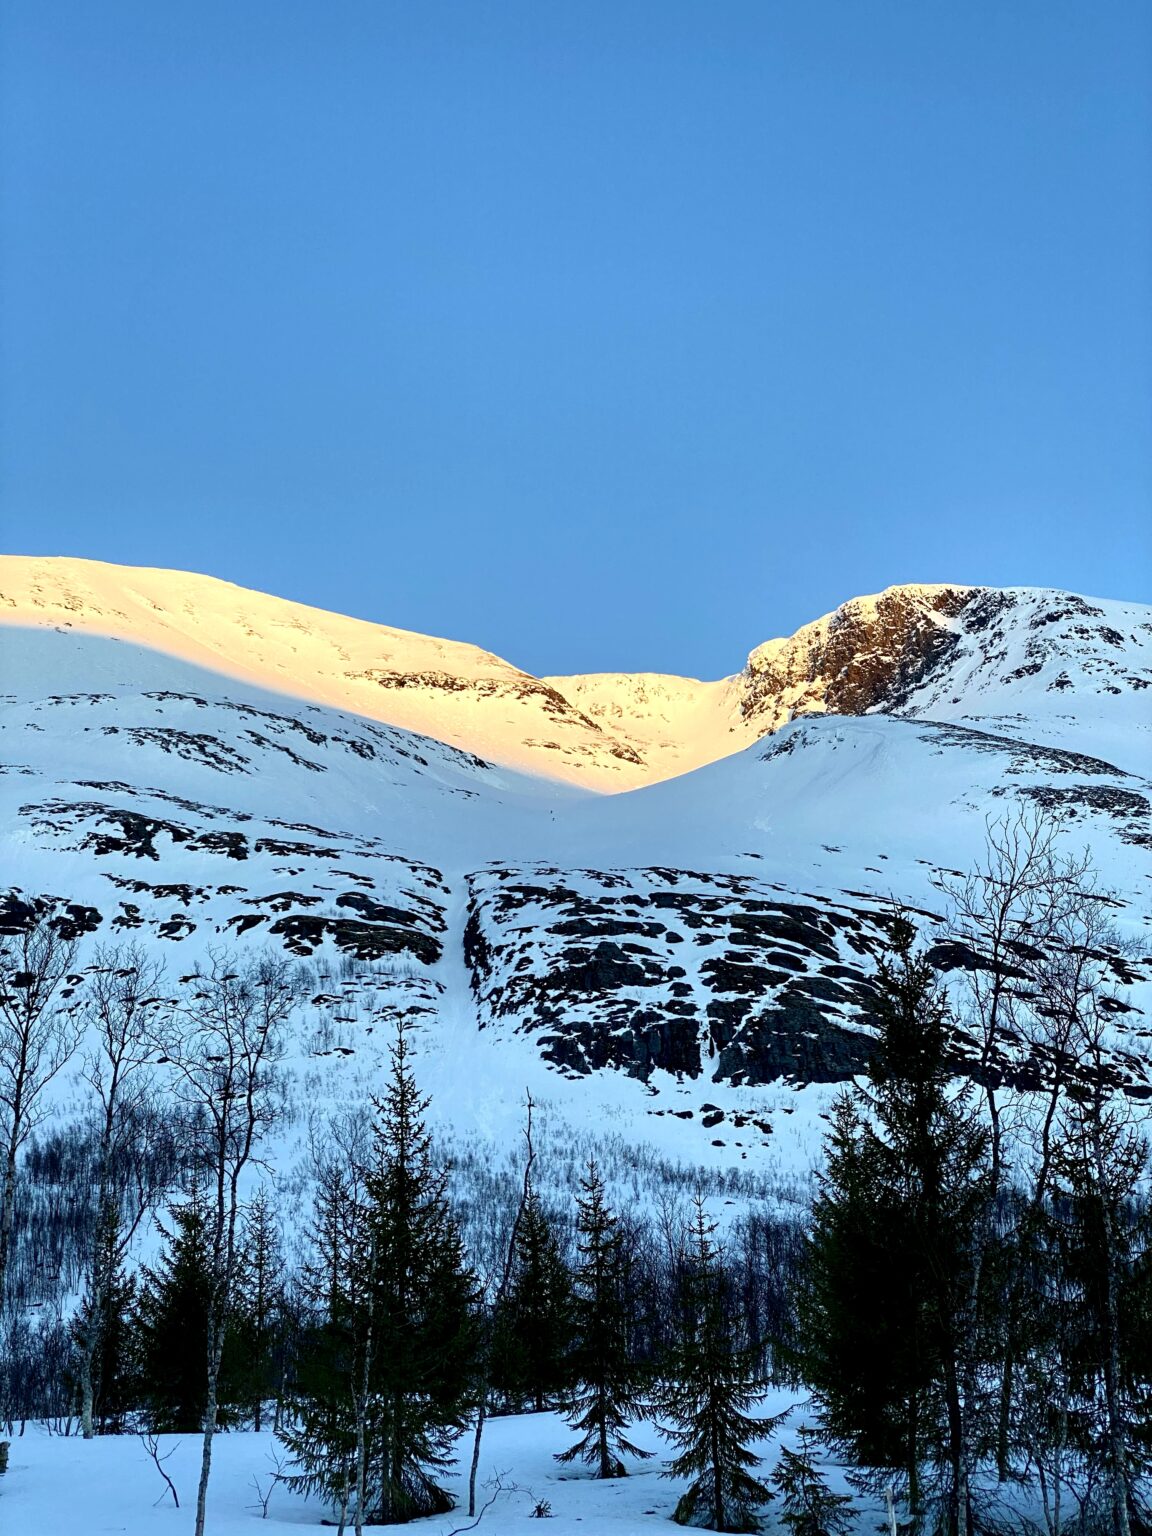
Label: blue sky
xmin=2 ymin=1 xmax=1149 ymax=678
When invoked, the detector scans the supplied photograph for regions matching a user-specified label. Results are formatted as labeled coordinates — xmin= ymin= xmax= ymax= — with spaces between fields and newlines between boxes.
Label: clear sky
xmin=2 ymin=1 xmax=1149 ymax=679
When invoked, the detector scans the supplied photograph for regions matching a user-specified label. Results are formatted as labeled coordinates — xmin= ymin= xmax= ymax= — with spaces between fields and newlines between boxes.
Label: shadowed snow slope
xmin=0 ymin=556 xmax=1149 ymax=1176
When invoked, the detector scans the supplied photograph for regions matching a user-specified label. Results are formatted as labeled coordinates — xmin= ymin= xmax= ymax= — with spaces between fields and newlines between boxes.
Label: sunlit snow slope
xmin=5 ymin=557 xmax=1150 ymax=786
xmin=1 ymin=556 xmax=1149 ymax=1176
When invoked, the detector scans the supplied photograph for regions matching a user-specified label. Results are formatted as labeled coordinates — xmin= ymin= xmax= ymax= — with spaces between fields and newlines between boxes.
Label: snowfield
xmin=0 ymin=556 xmax=1149 ymax=1191
xmin=6 ymin=1399 xmax=807 ymax=1535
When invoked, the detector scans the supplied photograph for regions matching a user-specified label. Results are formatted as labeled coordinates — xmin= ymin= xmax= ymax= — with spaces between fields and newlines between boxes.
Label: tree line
xmin=0 ymin=812 xmax=1149 ymax=1534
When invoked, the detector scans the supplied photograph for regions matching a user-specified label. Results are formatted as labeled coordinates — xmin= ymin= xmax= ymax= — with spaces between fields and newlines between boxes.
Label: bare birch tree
xmin=0 ymin=900 xmax=84 ymax=1340
xmin=155 ymin=948 xmax=299 ymax=1536
xmin=467 ymin=1093 xmax=536 ymax=1518
xmin=943 ymin=810 xmax=1096 ymax=1485
xmin=75 ymin=941 xmax=169 ymax=1437
xmin=1040 ymin=896 xmax=1147 ymax=1536
xmin=958 ymin=827 xmax=1149 ymax=1536
xmin=946 ymin=810 xmax=1092 ymax=1193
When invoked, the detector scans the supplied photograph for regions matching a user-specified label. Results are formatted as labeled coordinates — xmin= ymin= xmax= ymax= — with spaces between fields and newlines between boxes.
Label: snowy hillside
xmin=5 ymin=556 xmax=1150 ymax=787
xmin=0 ymin=556 xmax=1149 ymax=1181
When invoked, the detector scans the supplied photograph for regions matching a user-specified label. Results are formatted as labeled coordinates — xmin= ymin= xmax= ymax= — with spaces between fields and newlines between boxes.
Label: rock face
xmin=463 ymin=867 xmax=890 ymax=1086
xmin=1 ymin=558 xmax=1149 ymax=1169
xmin=740 ymin=585 xmax=973 ymax=728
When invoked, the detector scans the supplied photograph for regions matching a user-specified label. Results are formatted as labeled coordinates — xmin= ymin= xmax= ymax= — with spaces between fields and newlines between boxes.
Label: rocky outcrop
xmin=465 ymin=867 xmax=916 ymax=1087
xmin=740 ymin=585 xmax=973 ymax=729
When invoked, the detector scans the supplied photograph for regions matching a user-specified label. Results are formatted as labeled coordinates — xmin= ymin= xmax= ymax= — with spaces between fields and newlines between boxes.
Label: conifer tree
xmin=355 ymin=1021 xmax=481 ymax=1523
xmin=278 ymin=1138 xmax=367 ymax=1528
xmin=281 ymin=1028 xmax=480 ymax=1528
xmin=232 ymin=1186 xmax=287 ymax=1432
xmin=653 ymin=1197 xmax=778 ymax=1531
xmin=800 ymin=923 xmax=994 ymax=1536
xmin=772 ymin=1428 xmax=854 ymax=1536
xmin=557 ymin=1159 xmax=651 ymax=1479
xmin=495 ymin=1187 xmax=574 ymax=1412
xmin=132 ymin=1195 xmax=244 ymax=1433
xmin=71 ymin=1210 xmax=137 ymax=1434
xmin=801 ymin=1091 xmax=927 ymax=1493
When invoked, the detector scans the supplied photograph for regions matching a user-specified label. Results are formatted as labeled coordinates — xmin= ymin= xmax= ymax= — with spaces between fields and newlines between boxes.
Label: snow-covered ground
xmin=3 ymin=1397 xmax=806 ymax=1535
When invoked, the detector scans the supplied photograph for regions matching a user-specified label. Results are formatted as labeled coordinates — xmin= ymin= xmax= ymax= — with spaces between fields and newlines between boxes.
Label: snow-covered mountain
xmin=1 ymin=555 xmax=1149 ymax=1178
xmin=6 ymin=557 xmax=1149 ymax=787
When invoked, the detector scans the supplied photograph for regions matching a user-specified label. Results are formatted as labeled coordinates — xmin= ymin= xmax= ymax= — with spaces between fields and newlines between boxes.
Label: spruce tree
xmin=355 ymin=1022 xmax=481 ymax=1523
xmin=772 ymin=1428 xmax=854 ymax=1536
xmin=280 ymin=1025 xmax=481 ymax=1528
xmin=232 ymin=1186 xmax=287 ymax=1432
xmin=71 ymin=1210 xmax=137 ymax=1434
xmin=557 ymin=1159 xmax=651 ymax=1478
xmin=799 ymin=924 xmax=994 ymax=1536
xmin=132 ymin=1195 xmax=244 ymax=1433
xmin=800 ymin=1092 xmax=928 ymax=1491
xmin=653 ymin=1197 xmax=778 ymax=1531
xmin=278 ymin=1151 xmax=365 ymax=1526
xmin=495 ymin=1187 xmax=574 ymax=1412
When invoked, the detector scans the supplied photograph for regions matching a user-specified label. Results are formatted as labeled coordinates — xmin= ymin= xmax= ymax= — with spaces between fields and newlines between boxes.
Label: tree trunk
xmin=997 ymin=1070 xmax=1067 ymax=1482
xmin=0 ymin=1127 xmax=20 ymax=1423
xmin=907 ymin=1397 xmax=922 ymax=1531
xmin=78 ymin=1192 xmax=115 ymax=1440
xmin=711 ymin=1414 xmax=723 ymax=1532
xmin=469 ymin=1093 xmax=536 ymax=1515
xmin=77 ymin=1307 xmax=97 ymax=1440
xmin=388 ymin=1394 xmax=403 ymax=1523
xmin=468 ymin=1394 xmax=487 ymax=1516
xmin=195 ymin=1320 xmax=227 ymax=1536
xmin=943 ymin=1353 xmax=966 ymax=1536
xmin=353 ymin=1376 xmax=368 ymax=1536
xmin=995 ymin=1347 xmax=1014 ymax=1483
xmin=1096 ymin=1158 xmax=1132 ymax=1536
xmin=956 ymin=1234 xmax=984 ymax=1527
xmin=78 ymin=1329 xmax=99 ymax=1438
xmin=353 ymin=1235 xmax=376 ymax=1536
xmin=0 ymin=1129 xmax=19 ymax=1322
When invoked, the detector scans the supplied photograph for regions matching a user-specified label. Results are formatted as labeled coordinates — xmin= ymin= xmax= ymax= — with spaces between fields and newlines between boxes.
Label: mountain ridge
xmin=1 ymin=553 xmax=1148 ymax=1181
xmin=4 ymin=555 xmax=1149 ymax=789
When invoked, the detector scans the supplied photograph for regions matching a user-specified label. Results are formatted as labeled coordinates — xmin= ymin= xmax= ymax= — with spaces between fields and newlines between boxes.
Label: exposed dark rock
xmin=741 ymin=585 xmax=972 ymax=729
xmin=716 ymin=991 xmax=874 ymax=1086
xmin=268 ymin=913 xmax=441 ymax=964
xmin=925 ymin=940 xmax=1032 ymax=980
